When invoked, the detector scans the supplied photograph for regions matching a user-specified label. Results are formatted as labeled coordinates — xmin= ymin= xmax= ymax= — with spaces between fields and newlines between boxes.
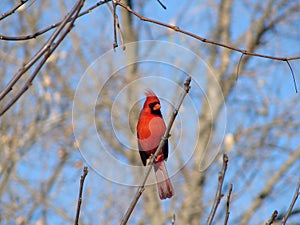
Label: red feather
xmin=137 ymin=90 xmax=174 ymax=200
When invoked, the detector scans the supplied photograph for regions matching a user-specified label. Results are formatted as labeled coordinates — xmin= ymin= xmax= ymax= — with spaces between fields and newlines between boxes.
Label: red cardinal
xmin=137 ymin=89 xmax=174 ymax=200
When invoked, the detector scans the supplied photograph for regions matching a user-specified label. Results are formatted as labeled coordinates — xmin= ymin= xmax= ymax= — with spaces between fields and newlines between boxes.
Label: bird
xmin=136 ymin=89 xmax=174 ymax=200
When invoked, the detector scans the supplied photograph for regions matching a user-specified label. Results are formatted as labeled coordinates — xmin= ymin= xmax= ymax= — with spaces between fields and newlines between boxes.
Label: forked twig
xmin=115 ymin=1 xmax=300 ymax=61
xmin=0 ymin=0 xmax=85 ymax=116
xmin=0 ymin=0 xmax=111 ymax=41
xmin=107 ymin=1 xmax=125 ymax=50
xmin=206 ymin=154 xmax=229 ymax=225
xmin=74 ymin=167 xmax=88 ymax=225
xmin=116 ymin=1 xmax=299 ymax=93
xmin=120 ymin=76 xmax=191 ymax=225
xmin=1 ymin=1 xmax=299 ymax=116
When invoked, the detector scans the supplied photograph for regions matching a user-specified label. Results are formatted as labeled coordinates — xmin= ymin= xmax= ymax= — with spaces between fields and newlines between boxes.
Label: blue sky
xmin=1 ymin=1 xmax=300 ymax=224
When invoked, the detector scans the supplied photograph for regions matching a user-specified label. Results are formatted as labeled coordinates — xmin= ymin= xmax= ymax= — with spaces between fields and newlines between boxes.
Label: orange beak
xmin=153 ymin=103 xmax=161 ymax=111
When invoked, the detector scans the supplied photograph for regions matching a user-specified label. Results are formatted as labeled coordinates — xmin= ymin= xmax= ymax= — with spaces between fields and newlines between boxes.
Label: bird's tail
xmin=154 ymin=161 xmax=174 ymax=200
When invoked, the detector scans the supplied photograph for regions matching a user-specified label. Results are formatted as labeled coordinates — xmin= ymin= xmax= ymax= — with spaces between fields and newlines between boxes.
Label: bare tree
xmin=1 ymin=1 xmax=300 ymax=225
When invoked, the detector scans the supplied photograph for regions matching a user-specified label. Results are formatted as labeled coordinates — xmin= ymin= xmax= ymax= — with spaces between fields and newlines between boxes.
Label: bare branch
xmin=120 ymin=76 xmax=191 ymax=225
xmin=240 ymin=147 xmax=300 ymax=225
xmin=281 ymin=178 xmax=300 ymax=225
xmin=0 ymin=0 xmax=30 ymax=21
xmin=0 ymin=0 xmax=111 ymax=41
xmin=112 ymin=1 xmax=118 ymax=49
xmin=74 ymin=167 xmax=88 ymax=225
xmin=224 ymin=183 xmax=233 ymax=225
xmin=236 ymin=53 xmax=244 ymax=81
xmin=0 ymin=0 xmax=85 ymax=117
xmin=107 ymin=1 xmax=125 ymax=50
xmin=116 ymin=1 xmax=300 ymax=61
xmin=206 ymin=154 xmax=229 ymax=225
xmin=157 ymin=0 xmax=167 ymax=10
xmin=276 ymin=208 xmax=300 ymax=222
xmin=266 ymin=210 xmax=278 ymax=225
xmin=171 ymin=213 xmax=176 ymax=225
xmin=285 ymin=60 xmax=298 ymax=93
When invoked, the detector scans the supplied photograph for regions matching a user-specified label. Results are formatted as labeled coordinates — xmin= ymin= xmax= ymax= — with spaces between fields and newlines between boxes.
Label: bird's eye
xmin=149 ymin=101 xmax=159 ymax=109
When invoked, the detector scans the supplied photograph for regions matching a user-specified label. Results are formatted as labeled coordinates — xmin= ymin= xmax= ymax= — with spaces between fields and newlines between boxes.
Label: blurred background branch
xmin=0 ymin=1 xmax=300 ymax=225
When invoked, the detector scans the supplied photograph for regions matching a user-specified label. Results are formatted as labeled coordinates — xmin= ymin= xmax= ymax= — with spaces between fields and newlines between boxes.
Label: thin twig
xmin=116 ymin=1 xmax=300 ymax=61
xmin=120 ymin=76 xmax=192 ymax=225
xmin=157 ymin=0 xmax=167 ymax=10
xmin=107 ymin=2 xmax=125 ymax=50
xmin=2 ymin=0 xmax=300 ymax=62
xmin=206 ymin=154 xmax=229 ymax=225
xmin=0 ymin=1 xmax=82 ymax=100
xmin=74 ymin=167 xmax=88 ymax=225
xmin=236 ymin=53 xmax=244 ymax=81
xmin=224 ymin=183 xmax=233 ymax=225
xmin=171 ymin=213 xmax=176 ymax=225
xmin=276 ymin=209 xmax=300 ymax=222
xmin=116 ymin=19 xmax=125 ymax=50
xmin=112 ymin=1 xmax=118 ymax=49
xmin=240 ymin=148 xmax=300 ymax=224
xmin=265 ymin=210 xmax=278 ymax=225
xmin=285 ymin=60 xmax=298 ymax=93
xmin=0 ymin=0 xmax=30 ymax=21
xmin=0 ymin=0 xmax=85 ymax=116
xmin=281 ymin=178 xmax=300 ymax=225
xmin=0 ymin=0 xmax=111 ymax=41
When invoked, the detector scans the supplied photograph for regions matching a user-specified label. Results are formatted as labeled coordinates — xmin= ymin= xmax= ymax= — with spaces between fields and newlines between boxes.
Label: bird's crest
xmin=145 ymin=89 xmax=156 ymax=98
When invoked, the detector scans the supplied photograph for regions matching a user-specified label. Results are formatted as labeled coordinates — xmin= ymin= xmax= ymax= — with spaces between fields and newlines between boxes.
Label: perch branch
xmin=120 ymin=76 xmax=191 ymax=225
